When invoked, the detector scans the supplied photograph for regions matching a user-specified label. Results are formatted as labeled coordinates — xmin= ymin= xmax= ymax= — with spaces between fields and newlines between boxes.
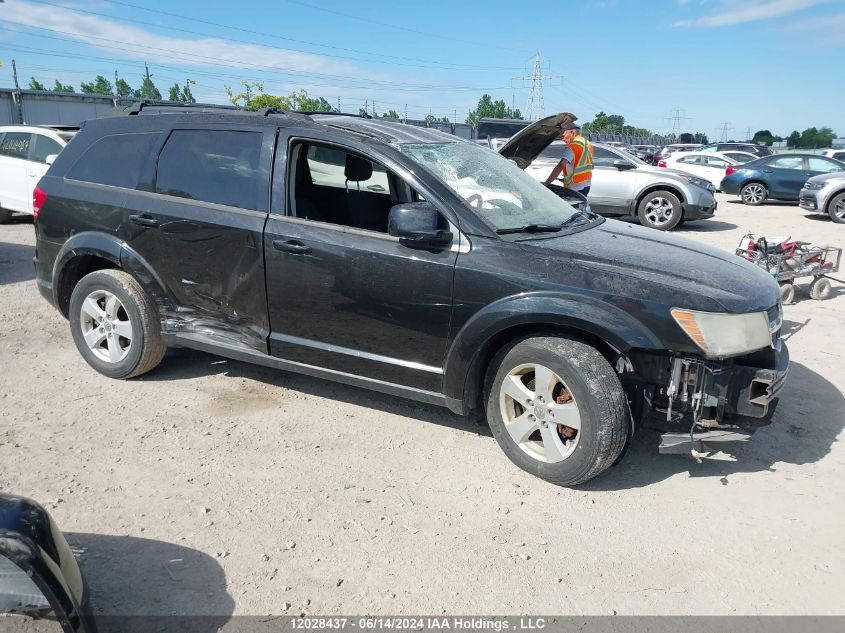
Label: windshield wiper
xmin=560 ymin=210 xmax=596 ymax=227
xmin=495 ymin=224 xmax=564 ymax=235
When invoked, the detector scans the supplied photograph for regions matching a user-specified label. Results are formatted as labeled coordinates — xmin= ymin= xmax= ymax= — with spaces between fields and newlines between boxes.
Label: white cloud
xmin=782 ymin=10 xmax=845 ymax=44
xmin=6 ymin=0 xmax=369 ymax=78
xmin=673 ymin=0 xmax=830 ymax=27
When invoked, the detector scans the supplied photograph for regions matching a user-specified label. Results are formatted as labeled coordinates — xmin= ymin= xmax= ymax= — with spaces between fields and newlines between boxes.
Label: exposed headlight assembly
xmin=671 ymin=309 xmax=772 ymax=357
xmin=803 ymin=181 xmax=827 ymax=191
xmin=681 ymin=175 xmax=713 ymax=190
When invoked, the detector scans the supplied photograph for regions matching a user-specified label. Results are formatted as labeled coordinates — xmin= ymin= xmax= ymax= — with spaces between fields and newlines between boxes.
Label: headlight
xmin=670 ymin=308 xmax=772 ymax=357
xmin=681 ymin=175 xmax=713 ymax=190
xmin=803 ymin=181 xmax=826 ymax=191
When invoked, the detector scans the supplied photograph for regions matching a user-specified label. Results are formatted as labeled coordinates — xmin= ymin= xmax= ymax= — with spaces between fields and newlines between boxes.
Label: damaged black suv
xmin=33 ymin=105 xmax=788 ymax=485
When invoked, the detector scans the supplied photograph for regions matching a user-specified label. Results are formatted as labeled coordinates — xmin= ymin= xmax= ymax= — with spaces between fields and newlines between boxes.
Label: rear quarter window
xmin=67 ymin=132 xmax=159 ymax=188
xmin=0 ymin=132 xmax=32 ymax=159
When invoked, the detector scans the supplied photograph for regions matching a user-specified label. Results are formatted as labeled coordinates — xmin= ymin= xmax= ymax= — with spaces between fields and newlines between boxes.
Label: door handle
xmin=272 ymin=239 xmax=311 ymax=255
xmin=28 ymin=171 xmax=37 ymax=177
xmin=762 ymin=169 xmax=774 ymax=173
xmin=129 ymin=214 xmax=160 ymax=228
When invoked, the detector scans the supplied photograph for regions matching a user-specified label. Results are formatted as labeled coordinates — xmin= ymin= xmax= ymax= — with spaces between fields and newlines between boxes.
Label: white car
xmin=0 ymin=125 xmax=75 ymax=222
xmin=659 ymin=151 xmax=744 ymax=191
xmin=820 ymin=148 xmax=845 ymax=162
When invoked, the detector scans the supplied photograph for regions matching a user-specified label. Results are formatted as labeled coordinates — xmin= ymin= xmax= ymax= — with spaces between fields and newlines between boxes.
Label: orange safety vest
xmin=565 ymin=135 xmax=594 ymax=187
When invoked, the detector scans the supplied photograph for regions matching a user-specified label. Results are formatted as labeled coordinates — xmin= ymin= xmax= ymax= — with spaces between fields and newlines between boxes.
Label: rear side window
xmin=30 ymin=135 xmax=63 ymax=164
xmin=155 ymin=130 xmax=263 ymax=209
xmin=67 ymin=132 xmax=158 ymax=188
xmin=0 ymin=132 xmax=32 ymax=159
xmin=770 ymin=156 xmax=803 ymax=170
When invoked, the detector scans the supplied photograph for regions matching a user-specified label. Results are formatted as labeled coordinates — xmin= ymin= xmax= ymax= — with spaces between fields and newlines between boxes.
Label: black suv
xmin=698 ymin=142 xmax=773 ymax=157
xmin=33 ymin=106 xmax=789 ymax=485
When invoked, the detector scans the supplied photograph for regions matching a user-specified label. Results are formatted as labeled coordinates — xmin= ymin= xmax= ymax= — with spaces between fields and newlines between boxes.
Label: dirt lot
xmin=1 ymin=194 xmax=843 ymax=618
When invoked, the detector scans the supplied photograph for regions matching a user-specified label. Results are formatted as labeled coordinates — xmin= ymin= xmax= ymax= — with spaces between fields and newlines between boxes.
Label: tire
xmin=0 ymin=208 xmax=12 ymax=223
xmin=827 ymin=192 xmax=845 ymax=224
xmin=485 ymin=336 xmax=629 ymax=486
xmin=809 ymin=277 xmax=832 ymax=301
xmin=68 ymin=269 xmax=166 ymax=379
xmin=637 ymin=190 xmax=682 ymax=230
xmin=779 ymin=282 xmax=795 ymax=305
xmin=740 ymin=182 xmax=767 ymax=206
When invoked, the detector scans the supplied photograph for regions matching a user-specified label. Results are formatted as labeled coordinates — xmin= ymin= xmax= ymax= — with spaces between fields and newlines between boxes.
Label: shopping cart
xmin=735 ymin=233 xmax=841 ymax=304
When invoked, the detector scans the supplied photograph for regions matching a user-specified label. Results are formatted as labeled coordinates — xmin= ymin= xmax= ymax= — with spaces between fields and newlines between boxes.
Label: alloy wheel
xmin=742 ymin=184 xmax=765 ymax=204
xmin=835 ymin=198 xmax=845 ymax=220
xmin=79 ymin=289 xmax=133 ymax=363
xmin=499 ymin=363 xmax=581 ymax=463
xmin=643 ymin=197 xmax=675 ymax=226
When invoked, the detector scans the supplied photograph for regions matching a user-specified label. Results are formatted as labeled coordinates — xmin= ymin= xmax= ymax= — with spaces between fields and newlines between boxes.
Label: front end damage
xmin=622 ymin=341 xmax=789 ymax=457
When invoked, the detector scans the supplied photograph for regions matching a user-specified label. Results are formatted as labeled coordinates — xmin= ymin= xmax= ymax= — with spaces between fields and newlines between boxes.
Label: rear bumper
xmin=33 ymin=255 xmax=57 ymax=309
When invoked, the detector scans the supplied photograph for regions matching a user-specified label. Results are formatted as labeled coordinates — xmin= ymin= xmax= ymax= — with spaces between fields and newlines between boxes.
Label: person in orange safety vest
xmin=543 ymin=123 xmax=594 ymax=196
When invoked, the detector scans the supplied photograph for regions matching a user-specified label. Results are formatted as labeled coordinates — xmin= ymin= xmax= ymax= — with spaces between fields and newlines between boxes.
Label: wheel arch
xmin=442 ymin=294 xmax=663 ymax=413
xmin=634 ymin=184 xmax=686 ymax=214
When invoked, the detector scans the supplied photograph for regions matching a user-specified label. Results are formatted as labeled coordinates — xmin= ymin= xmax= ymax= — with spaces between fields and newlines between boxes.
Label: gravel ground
xmin=1 ymin=193 xmax=843 ymax=618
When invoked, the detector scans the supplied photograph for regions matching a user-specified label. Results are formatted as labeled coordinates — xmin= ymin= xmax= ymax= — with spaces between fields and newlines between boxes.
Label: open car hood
xmin=497 ymin=112 xmax=577 ymax=169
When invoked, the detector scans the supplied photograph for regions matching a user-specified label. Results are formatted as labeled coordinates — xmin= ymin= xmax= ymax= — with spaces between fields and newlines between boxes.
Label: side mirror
xmin=388 ymin=202 xmax=453 ymax=246
xmin=45 ymin=154 xmax=58 ymax=166
xmin=0 ymin=495 xmax=95 ymax=632
xmin=613 ymin=160 xmax=635 ymax=171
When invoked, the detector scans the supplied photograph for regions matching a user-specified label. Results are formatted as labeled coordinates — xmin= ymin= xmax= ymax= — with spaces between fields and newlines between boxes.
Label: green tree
xmin=226 ymin=81 xmax=286 ymax=110
xmin=52 ymin=80 xmax=75 ymax=93
xmin=28 ymin=77 xmax=46 ymax=91
xmin=787 ymin=131 xmax=801 ymax=148
xmin=114 ymin=78 xmax=134 ymax=98
xmin=134 ymin=65 xmax=161 ymax=100
xmin=606 ymin=114 xmax=625 ymax=128
xmin=381 ymin=109 xmax=401 ymax=120
xmin=466 ymin=94 xmax=523 ymax=127
xmin=752 ymin=129 xmax=782 ymax=146
xmin=80 ymin=75 xmax=113 ymax=95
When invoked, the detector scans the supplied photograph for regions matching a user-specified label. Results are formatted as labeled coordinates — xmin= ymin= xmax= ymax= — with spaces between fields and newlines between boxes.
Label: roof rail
xmin=125 ymin=100 xmax=238 ymax=115
xmin=299 ymin=111 xmax=372 ymax=120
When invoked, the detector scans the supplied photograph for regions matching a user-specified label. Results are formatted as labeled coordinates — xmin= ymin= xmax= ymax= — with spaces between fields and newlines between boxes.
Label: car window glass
xmin=68 ymin=132 xmax=158 ymax=188
xmin=0 ymin=132 xmax=32 ymax=159
xmin=592 ymin=146 xmax=619 ymax=167
xmin=704 ymin=156 xmax=729 ymax=167
xmin=306 ymin=145 xmax=389 ymax=194
xmin=833 ymin=152 xmax=845 ymax=162
xmin=808 ymin=157 xmax=841 ymax=173
xmin=770 ymin=156 xmax=803 ymax=170
xmin=156 ymin=130 xmax=263 ymax=209
xmin=677 ymin=155 xmax=698 ymax=164
xmin=30 ymin=135 xmax=63 ymax=164
xmin=537 ymin=143 xmax=567 ymax=162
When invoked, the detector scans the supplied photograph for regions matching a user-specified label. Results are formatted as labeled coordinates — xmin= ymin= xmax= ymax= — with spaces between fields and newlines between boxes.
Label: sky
xmin=1 ymin=0 xmax=843 ymax=138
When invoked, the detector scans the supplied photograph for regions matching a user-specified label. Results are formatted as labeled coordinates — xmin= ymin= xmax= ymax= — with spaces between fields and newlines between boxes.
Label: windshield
xmin=397 ymin=141 xmax=580 ymax=232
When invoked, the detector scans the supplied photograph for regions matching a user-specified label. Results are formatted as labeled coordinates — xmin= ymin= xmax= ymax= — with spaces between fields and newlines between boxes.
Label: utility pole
xmin=114 ymin=69 xmax=119 ymax=97
xmin=373 ymin=100 xmax=376 ymax=117
xmin=337 ymin=96 xmax=341 ymax=112
xmin=11 ymin=58 xmax=23 ymax=124
xmin=514 ymin=53 xmax=553 ymax=121
xmin=364 ymin=99 xmax=368 ymax=116
xmin=404 ymin=104 xmax=407 ymax=124
xmin=746 ymin=126 xmax=752 ymax=142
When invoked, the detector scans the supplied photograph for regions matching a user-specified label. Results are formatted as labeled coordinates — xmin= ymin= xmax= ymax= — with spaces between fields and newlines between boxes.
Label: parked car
xmin=819 ymin=148 xmax=845 ymax=162
xmin=1 ymin=494 xmax=95 ymax=632
xmin=720 ymin=153 xmax=845 ymax=205
xmin=651 ymin=144 xmax=702 ymax=165
xmin=659 ymin=151 xmax=743 ymax=191
xmin=522 ymin=139 xmax=717 ymax=230
xmin=800 ymin=171 xmax=845 ymax=223
xmin=699 ymin=142 xmax=772 ymax=158
xmin=0 ymin=124 xmax=76 ymax=222
xmin=34 ymin=107 xmax=787 ymax=486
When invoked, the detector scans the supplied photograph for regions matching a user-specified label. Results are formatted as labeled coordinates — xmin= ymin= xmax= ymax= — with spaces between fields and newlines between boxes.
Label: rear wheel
xmin=485 ymin=336 xmax=629 ymax=486
xmin=827 ymin=192 xmax=845 ymax=224
xmin=779 ymin=282 xmax=795 ymax=305
xmin=809 ymin=277 xmax=832 ymax=301
xmin=68 ymin=270 xmax=166 ymax=379
xmin=740 ymin=182 xmax=767 ymax=206
xmin=637 ymin=190 xmax=682 ymax=230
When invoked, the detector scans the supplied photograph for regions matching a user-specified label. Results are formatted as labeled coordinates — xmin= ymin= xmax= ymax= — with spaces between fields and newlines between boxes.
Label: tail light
xmin=725 ymin=166 xmax=741 ymax=176
xmin=658 ymin=161 xmax=667 ymax=168
xmin=33 ymin=186 xmax=47 ymax=222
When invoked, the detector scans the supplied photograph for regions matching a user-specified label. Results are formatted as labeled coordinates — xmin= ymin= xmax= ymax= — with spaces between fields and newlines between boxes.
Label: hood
xmin=497 ymin=112 xmax=577 ymax=169
xmin=518 ymin=221 xmax=779 ymax=313
xmin=806 ymin=170 xmax=845 ymax=184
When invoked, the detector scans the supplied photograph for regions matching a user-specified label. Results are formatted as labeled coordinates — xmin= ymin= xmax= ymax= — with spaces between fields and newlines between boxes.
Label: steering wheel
xmin=465 ymin=193 xmax=483 ymax=207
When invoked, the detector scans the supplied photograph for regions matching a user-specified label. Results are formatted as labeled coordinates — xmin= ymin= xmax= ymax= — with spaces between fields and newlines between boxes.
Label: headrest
xmin=345 ymin=153 xmax=373 ymax=182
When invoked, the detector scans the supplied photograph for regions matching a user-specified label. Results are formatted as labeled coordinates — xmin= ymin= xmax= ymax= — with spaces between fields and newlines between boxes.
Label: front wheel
xmin=827 ymin=192 xmax=845 ymax=224
xmin=740 ymin=182 xmax=767 ymax=206
xmin=809 ymin=277 xmax=832 ymax=301
xmin=68 ymin=269 xmax=166 ymax=379
xmin=779 ymin=282 xmax=795 ymax=305
xmin=485 ymin=336 xmax=630 ymax=486
xmin=637 ymin=191 xmax=682 ymax=230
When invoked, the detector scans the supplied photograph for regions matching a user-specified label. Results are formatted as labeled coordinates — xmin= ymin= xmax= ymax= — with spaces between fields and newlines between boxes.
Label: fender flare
xmin=442 ymin=292 xmax=664 ymax=404
xmin=51 ymin=232 xmax=173 ymax=314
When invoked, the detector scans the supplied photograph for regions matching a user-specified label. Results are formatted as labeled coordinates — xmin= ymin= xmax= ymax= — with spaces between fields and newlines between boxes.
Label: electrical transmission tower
xmin=718 ymin=121 xmax=734 ymax=142
xmin=665 ymin=107 xmax=690 ymax=138
xmin=514 ymin=53 xmax=554 ymax=121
